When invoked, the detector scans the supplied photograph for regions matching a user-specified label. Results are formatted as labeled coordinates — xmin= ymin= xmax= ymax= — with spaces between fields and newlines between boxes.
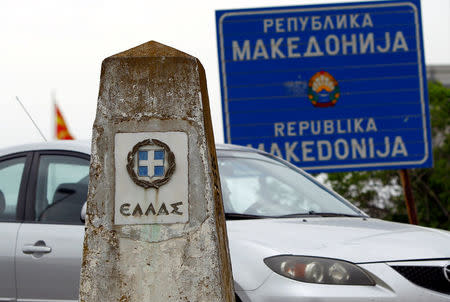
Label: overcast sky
xmin=1 ymin=0 xmax=449 ymax=149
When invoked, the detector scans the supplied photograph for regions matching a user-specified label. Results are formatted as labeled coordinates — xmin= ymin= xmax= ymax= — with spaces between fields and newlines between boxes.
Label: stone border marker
xmin=79 ymin=41 xmax=234 ymax=302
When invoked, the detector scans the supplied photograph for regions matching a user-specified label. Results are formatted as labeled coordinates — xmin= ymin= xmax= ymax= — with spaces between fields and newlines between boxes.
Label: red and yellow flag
xmin=55 ymin=103 xmax=74 ymax=140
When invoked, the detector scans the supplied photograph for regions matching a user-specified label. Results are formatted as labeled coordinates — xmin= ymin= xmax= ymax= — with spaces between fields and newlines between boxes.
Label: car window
xmin=218 ymin=154 xmax=360 ymax=217
xmin=0 ymin=157 xmax=27 ymax=221
xmin=35 ymin=155 xmax=89 ymax=224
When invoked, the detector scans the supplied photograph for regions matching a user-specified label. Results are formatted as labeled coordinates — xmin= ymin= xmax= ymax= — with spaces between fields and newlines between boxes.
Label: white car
xmin=0 ymin=140 xmax=449 ymax=302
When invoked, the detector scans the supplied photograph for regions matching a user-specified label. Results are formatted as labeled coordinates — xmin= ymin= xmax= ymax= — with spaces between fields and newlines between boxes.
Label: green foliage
xmin=326 ymin=81 xmax=450 ymax=230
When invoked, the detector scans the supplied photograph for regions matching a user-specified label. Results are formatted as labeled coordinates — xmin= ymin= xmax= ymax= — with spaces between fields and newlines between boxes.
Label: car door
xmin=15 ymin=151 xmax=89 ymax=302
xmin=0 ymin=152 xmax=31 ymax=302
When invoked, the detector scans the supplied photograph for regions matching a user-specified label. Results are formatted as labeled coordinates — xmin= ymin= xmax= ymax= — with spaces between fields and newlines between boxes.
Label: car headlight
xmin=264 ymin=255 xmax=375 ymax=285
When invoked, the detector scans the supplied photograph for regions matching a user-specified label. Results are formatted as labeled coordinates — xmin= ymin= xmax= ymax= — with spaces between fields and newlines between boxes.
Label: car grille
xmin=391 ymin=266 xmax=450 ymax=295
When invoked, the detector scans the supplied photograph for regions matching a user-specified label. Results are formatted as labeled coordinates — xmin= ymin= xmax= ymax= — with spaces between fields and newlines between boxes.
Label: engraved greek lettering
xmin=132 ymin=203 xmax=143 ymax=216
xmin=120 ymin=203 xmax=131 ymax=216
xmin=145 ymin=203 xmax=156 ymax=215
xmin=157 ymin=203 xmax=169 ymax=216
xmin=170 ymin=202 xmax=183 ymax=215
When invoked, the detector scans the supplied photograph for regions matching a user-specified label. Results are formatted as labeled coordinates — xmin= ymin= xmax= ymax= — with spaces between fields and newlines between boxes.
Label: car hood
xmin=227 ymin=217 xmax=450 ymax=264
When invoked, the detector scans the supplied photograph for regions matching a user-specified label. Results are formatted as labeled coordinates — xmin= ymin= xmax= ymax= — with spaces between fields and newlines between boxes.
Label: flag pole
xmin=52 ymin=91 xmax=56 ymax=140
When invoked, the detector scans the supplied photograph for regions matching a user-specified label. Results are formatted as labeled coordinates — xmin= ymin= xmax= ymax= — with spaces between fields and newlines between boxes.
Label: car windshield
xmin=218 ymin=150 xmax=363 ymax=218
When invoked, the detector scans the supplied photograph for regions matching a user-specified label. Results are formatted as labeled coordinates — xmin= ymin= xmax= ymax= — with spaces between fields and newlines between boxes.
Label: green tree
xmin=326 ymin=81 xmax=450 ymax=230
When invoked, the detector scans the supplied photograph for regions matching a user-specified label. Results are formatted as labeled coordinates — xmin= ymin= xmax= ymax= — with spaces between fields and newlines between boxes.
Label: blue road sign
xmin=216 ymin=0 xmax=432 ymax=172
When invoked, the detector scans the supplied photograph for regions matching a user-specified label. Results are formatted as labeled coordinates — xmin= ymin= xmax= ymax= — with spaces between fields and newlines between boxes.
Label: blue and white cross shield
xmin=125 ymin=137 xmax=177 ymax=190
xmin=137 ymin=149 xmax=165 ymax=178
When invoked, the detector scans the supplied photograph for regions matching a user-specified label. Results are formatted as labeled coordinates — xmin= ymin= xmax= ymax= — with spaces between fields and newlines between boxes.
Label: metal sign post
xmin=399 ymin=169 xmax=419 ymax=224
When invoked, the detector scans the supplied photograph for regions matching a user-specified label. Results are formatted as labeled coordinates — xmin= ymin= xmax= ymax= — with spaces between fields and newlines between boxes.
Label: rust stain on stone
xmin=119 ymin=295 xmax=129 ymax=302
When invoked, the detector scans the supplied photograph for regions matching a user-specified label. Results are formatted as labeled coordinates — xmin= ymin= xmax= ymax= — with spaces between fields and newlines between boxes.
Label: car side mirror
xmin=81 ymin=202 xmax=87 ymax=223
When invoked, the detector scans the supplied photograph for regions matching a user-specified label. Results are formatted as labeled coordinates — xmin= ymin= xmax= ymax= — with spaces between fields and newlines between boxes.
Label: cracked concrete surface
xmin=79 ymin=41 xmax=234 ymax=302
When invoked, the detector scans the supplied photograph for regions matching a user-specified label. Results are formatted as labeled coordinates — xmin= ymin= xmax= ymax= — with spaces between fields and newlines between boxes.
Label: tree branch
xmin=419 ymin=180 xmax=449 ymax=219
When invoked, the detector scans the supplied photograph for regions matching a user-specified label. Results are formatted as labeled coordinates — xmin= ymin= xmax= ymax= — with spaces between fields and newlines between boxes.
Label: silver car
xmin=0 ymin=140 xmax=449 ymax=302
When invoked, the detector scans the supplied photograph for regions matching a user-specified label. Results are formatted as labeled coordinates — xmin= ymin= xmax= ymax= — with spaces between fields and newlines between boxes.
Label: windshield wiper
xmin=277 ymin=211 xmax=364 ymax=218
xmin=225 ymin=213 xmax=271 ymax=220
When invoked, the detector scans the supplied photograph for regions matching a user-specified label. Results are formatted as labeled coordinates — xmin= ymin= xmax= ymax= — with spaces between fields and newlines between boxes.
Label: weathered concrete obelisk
xmin=79 ymin=41 xmax=234 ymax=302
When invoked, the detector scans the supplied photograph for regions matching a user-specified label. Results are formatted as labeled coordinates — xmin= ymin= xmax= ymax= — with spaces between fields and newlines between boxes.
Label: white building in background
xmin=427 ymin=65 xmax=450 ymax=87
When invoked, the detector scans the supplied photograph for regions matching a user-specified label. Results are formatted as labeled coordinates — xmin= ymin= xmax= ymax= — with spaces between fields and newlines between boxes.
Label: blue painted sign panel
xmin=216 ymin=0 xmax=432 ymax=172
